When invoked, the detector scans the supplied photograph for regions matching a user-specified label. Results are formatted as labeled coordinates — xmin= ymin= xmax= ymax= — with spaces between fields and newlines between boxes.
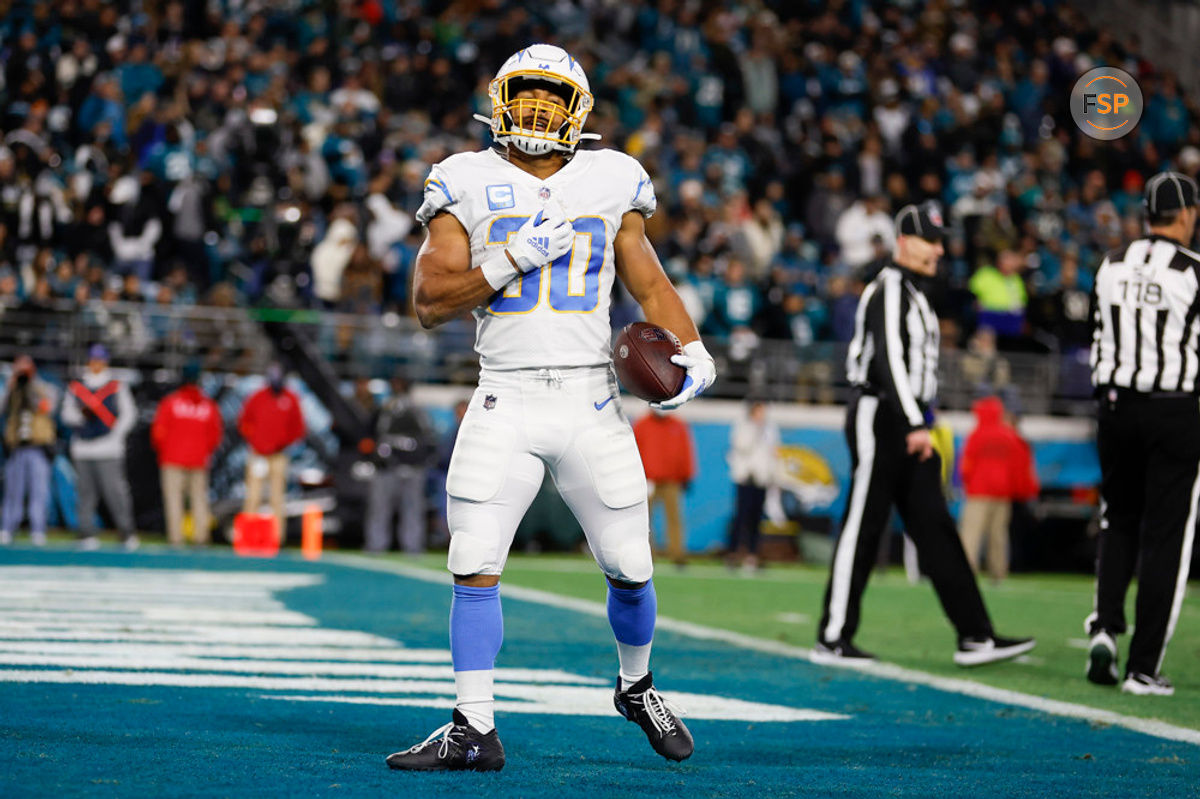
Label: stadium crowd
xmin=0 ymin=0 xmax=1196 ymax=358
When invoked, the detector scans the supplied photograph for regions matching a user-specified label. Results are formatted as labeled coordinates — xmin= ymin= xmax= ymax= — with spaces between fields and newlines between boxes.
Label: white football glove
xmin=505 ymin=206 xmax=575 ymax=273
xmin=652 ymin=340 xmax=716 ymax=410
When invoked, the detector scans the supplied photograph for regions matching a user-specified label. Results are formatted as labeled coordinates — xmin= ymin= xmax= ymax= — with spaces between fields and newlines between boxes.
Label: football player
xmin=385 ymin=43 xmax=715 ymax=772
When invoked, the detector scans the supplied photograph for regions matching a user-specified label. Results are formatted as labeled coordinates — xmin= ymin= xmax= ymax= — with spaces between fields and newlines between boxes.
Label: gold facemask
xmin=488 ymin=69 xmax=594 ymax=153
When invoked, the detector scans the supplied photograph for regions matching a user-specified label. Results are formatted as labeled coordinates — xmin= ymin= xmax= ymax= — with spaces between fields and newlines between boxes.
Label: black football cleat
xmin=385 ymin=709 xmax=505 ymax=772
xmin=953 ymin=634 xmax=1036 ymax=667
xmin=613 ymin=672 xmax=694 ymax=762
xmin=811 ymin=638 xmax=877 ymax=665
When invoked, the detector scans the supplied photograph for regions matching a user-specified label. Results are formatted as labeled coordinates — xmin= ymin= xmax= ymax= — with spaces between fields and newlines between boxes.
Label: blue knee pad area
xmin=606 ymin=579 xmax=656 ymax=647
xmin=450 ymin=583 xmax=503 ymax=672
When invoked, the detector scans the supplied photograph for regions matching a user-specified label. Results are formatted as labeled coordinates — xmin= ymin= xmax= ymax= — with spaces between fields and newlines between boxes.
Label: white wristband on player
xmin=479 ymin=251 xmax=519 ymax=291
xmin=681 ymin=340 xmax=713 ymax=363
xmin=652 ymin=339 xmax=717 ymax=410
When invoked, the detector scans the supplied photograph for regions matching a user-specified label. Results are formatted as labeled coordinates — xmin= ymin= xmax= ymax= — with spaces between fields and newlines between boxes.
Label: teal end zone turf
xmin=0 ymin=547 xmax=1194 ymax=798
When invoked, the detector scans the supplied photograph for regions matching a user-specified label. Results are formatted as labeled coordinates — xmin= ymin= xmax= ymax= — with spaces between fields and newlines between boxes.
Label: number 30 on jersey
xmin=486 ymin=215 xmax=605 ymax=314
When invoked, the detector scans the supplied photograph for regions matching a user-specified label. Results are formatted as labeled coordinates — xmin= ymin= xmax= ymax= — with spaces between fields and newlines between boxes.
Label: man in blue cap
xmin=61 ymin=343 xmax=139 ymax=550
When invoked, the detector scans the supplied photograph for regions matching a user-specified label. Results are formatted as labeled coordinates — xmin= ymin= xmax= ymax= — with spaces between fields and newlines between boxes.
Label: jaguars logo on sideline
xmin=774 ymin=445 xmax=839 ymax=510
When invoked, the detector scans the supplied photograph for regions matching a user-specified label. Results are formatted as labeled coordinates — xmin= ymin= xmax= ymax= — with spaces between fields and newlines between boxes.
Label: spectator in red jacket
xmin=151 ymin=362 xmax=223 ymax=546
xmin=237 ymin=364 xmax=305 ymax=541
xmin=632 ymin=409 xmax=696 ymax=566
xmin=958 ymin=396 xmax=1040 ymax=582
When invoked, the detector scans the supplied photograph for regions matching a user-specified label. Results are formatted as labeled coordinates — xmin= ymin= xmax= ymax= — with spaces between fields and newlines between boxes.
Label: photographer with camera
xmin=364 ymin=376 xmax=436 ymax=554
xmin=0 ymin=356 xmax=57 ymax=547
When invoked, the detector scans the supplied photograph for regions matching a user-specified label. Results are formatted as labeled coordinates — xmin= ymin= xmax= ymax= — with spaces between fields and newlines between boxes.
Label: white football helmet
xmin=480 ymin=43 xmax=597 ymax=156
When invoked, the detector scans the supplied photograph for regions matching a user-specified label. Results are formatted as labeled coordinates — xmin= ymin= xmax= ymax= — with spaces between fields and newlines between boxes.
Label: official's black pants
xmin=1092 ymin=390 xmax=1200 ymax=677
xmin=819 ymin=393 xmax=993 ymax=644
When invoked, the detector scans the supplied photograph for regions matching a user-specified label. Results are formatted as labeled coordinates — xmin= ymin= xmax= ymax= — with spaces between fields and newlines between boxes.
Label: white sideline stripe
xmin=0 ymin=608 xmax=316 ymax=626
xmin=263 ymin=693 xmax=846 ymax=723
xmin=0 ymin=584 xmax=294 ymax=598
xmin=140 ymin=608 xmax=316 ymax=625
xmin=0 ymin=597 xmax=290 ymax=609
xmin=0 ymin=606 xmax=290 ymax=621
xmin=0 ymin=654 xmax=598 ymax=684
xmin=0 ymin=623 xmax=396 ymax=647
xmin=329 ymin=554 xmax=1200 ymax=747
xmin=0 ymin=670 xmax=461 ymax=693
xmin=0 ymin=568 xmax=322 ymax=588
xmin=0 ymin=642 xmax=452 ymax=662
xmin=0 ymin=670 xmax=841 ymax=722
xmin=0 ymin=585 xmax=288 ymax=598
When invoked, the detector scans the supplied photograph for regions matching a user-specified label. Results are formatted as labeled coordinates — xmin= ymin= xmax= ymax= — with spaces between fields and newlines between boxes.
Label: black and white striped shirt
xmin=846 ymin=263 xmax=939 ymax=429
xmin=1091 ymin=235 xmax=1200 ymax=394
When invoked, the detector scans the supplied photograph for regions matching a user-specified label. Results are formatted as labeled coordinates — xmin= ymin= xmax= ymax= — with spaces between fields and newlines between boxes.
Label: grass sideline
xmin=386 ymin=551 xmax=1200 ymax=732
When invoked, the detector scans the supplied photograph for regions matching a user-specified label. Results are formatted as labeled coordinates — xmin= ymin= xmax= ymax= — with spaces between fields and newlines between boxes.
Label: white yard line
xmin=330 ymin=554 xmax=1200 ymax=747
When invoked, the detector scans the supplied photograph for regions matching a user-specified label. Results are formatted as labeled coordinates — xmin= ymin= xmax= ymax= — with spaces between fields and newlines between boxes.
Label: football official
xmin=814 ymin=202 xmax=1036 ymax=667
xmin=1086 ymin=171 xmax=1200 ymax=696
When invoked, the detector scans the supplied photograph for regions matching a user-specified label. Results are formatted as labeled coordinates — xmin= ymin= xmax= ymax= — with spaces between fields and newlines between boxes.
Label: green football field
xmin=393 ymin=551 xmax=1200 ymax=732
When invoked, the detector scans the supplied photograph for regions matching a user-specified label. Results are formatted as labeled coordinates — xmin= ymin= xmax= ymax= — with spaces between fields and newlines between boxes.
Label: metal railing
xmin=0 ymin=300 xmax=276 ymax=376
xmin=0 ymin=300 xmax=1096 ymax=414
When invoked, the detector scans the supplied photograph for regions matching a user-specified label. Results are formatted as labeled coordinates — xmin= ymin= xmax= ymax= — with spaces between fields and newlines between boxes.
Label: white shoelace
xmin=638 ymin=687 xmax=685 ymax=736
xmin=403 ymin=721 xmax=464 ymax=759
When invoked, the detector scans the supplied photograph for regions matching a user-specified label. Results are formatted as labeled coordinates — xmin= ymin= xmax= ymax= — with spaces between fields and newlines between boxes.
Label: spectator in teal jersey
xmin=140 ymin=125 xmax=194 ymax=183
xmin=707 ymin=258 xmax=761 ymax=338
xmin=115 ymin=39 xmax=163 ymax=105
xmin=289 ymin=67 xmax=334 ymax=126
xmin=1144 ymin=75 xmax=1189 ymax=149
xmin=702 ymin=124 xmax=752 ymax=195
xmin=76 ymin=74 xmax=126 ymax=149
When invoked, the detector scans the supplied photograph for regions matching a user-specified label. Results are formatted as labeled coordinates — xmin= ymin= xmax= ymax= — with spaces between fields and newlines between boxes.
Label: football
xmin=612 ymin=322 xmax=686 ymax=402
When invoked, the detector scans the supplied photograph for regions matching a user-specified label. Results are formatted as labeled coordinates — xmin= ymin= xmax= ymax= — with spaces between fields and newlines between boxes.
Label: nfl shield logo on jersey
xmin=538 ymin=186 xmax=551 ymax=201
xmin=483 ymin=394 xmax=497 ymax=410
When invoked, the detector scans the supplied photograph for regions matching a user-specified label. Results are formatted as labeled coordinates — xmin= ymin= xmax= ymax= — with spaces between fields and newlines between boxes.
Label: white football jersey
xmin=416 ymin=148 xmax=656 ymax=371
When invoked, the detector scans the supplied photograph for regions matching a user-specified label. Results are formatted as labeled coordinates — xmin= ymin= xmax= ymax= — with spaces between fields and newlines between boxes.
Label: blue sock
xmin=450 ymin=583 xmax=503 ymax=671
xmin=450 ymin=584 xmax=503 ymax=732
xmin=607 ymin=580 xmax=656 ymax=689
